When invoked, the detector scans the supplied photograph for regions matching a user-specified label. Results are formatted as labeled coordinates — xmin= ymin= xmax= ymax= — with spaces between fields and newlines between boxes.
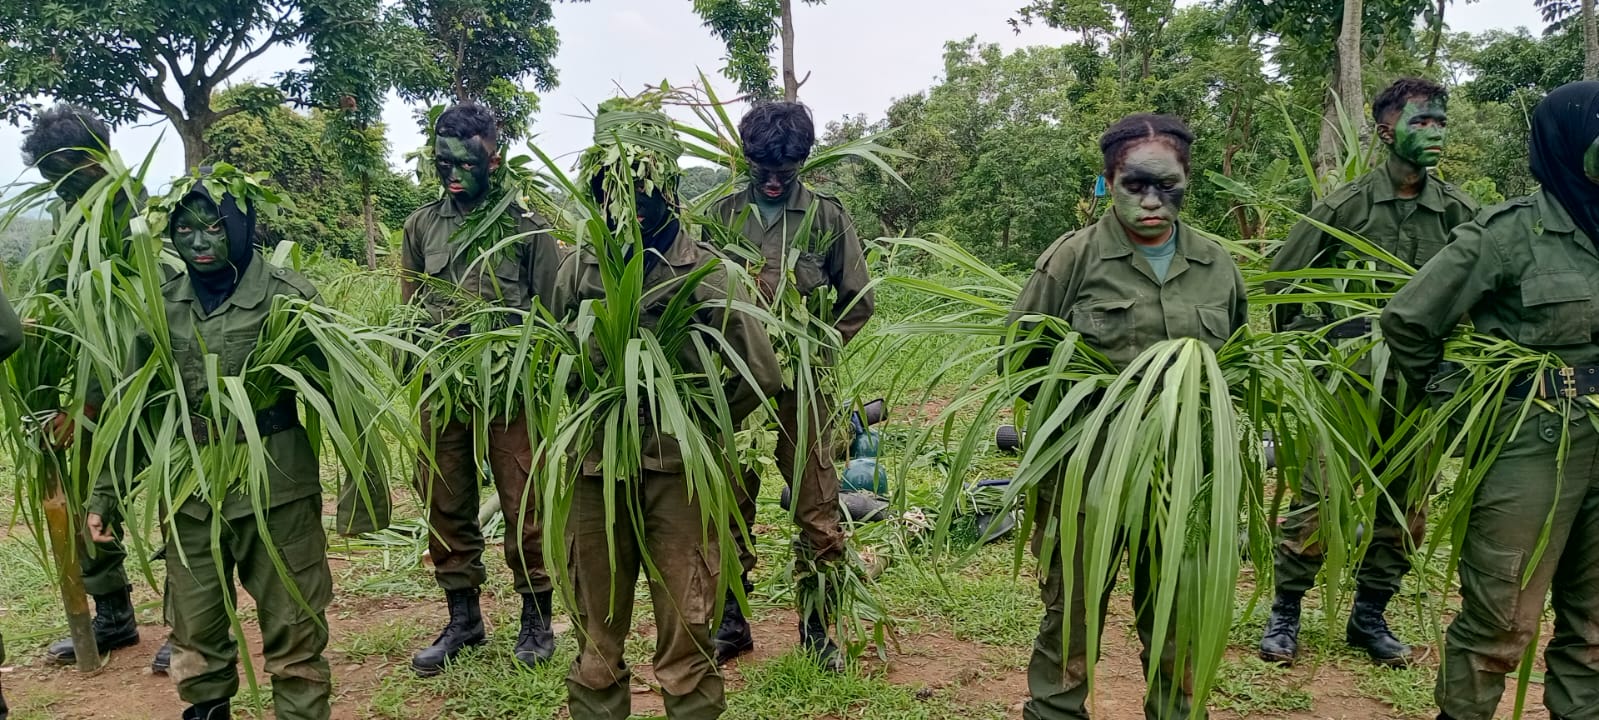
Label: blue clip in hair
xmin=1094 ymin=175 xmax=1108 ymax=198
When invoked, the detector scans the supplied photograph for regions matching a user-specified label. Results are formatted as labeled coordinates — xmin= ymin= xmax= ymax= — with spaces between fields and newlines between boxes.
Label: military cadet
xmin=1007 ymin=115 xmax=1248 ymax=720
xmin=708 ymin=101 xmax=874 ymax=670
xmin=0 ymin=283 xmax=25 ymax=720
xmin=401 ymin=103 xmax=564 ymax=676
xmin=1261 ymin=77 xmax=1479 ymax=668
xmin=83 ymin=176 xmax=335 ymax=720
xmin=1381 ymin=80 xmax=1599 ymax=720
xmin=20 ymin=103 xmax=173 ymax=673
xmin=557 ymin=104 xmax=783 ymax=720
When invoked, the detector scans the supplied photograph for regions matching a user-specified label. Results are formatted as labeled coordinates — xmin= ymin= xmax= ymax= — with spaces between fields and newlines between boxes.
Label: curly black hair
xmin=739 ymin=101 xmax=815 ymax=167
xmin=1099 ymin=114 xmax=1195 ymax=177
xmin=20 ymin=103 xmax=110 ymax=168
xmin=435 ymin=102 xmax=499 ymax=150
xmin=1373 ymin=77 xmax=1448 ymax=126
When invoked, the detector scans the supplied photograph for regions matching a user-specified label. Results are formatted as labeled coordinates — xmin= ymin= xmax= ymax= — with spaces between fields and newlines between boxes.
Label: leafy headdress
xmin=577 ymin=95 xmax=685 ymax=227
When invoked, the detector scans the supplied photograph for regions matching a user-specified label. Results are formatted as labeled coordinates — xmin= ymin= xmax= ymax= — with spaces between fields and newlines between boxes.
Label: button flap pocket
xmin=1521 ymin=272 xmax=1591 ymax=306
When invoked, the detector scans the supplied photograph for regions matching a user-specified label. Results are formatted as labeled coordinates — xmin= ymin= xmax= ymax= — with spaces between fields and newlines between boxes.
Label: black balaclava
xmin=590 ymin=174 xmax=681 ymax=275
xmin=1530 ymin=81 xmax=1599 ymax=247
xmin=177 ymin=181 xmax=256 ymax=314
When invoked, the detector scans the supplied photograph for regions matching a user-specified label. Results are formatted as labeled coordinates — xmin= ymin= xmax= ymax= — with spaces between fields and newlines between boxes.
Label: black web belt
xmin=1506 ymin=366 xmax=1599 ymax=400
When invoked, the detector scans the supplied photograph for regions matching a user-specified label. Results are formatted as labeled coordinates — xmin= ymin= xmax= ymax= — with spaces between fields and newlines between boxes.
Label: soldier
xmin=401 ymin=103 xmax=564 ymax=676
xmin=20 ymin=103 xmax=173 ymax=673
xmin=1007 ymin=115 xmax=1248 ymax=720
xmin=83 ymin=176 xmax=336 ymax=720
xmin=708 ymin=102 xmax=874 ymax=670
xmin=0 ymin=283 xmax=24 ymax=720
xmin=1261 ymin=77 xmax=1479 ymax=668
xmin=557 ymin=103 xmax=783 ymax=720
xmin=1381 ymin=80 xmax=1599 ymax=720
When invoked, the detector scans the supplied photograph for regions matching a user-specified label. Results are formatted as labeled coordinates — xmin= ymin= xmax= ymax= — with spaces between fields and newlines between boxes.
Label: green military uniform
xmin=1009 ymin=213 xmax=1248 ymax=720
xmin=88 ymin=253 xmax=333 ymax=720
xmin=1381 ymin=190 xmax=1599 ymax=720
xmin=0 ymin=283 xmax=22 ymax=720
xmin=555 ymin=229 xmax=783 ymax=720
xmin=401 ymin=197 xmax=563 ymax=596
xmin=1270 ymin=164 xmax=1478 ymax=596
xmin=709 ymin=183 xmax=874 ymax=572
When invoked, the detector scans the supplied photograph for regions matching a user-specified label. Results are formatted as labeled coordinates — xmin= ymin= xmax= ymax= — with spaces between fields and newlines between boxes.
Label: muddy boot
xmin=47 ymin=584 xmax=140 ymax=664
xmin=513 ymin=590 xmax=556 ymax=668
xmin=1258 ymin=589 xmax=1303 ymax=665
xmin=411 ymin=588 xmax=487 ymax=677
xmin=799 ymin=611 xmax=843 ymax=673
xmin=1346 ymin=588 xmax=1411 ymax=667
xmin=151 ymin=638 xmax=173 ymax=674
xmin=712 ymin=587 xmax=754 ymax=666
xmin=180 ymin=699 xmax=229 ymax=720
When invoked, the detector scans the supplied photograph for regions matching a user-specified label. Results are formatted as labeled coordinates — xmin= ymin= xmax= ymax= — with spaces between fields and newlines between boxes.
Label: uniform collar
xmin=168 ymin=251 xmax=271 ymax=313
xmin=1371 ymin=160 xmax=1447 ymax=213
xmin=1092 ymin=211 xmax=1212 ymax=264
xmin=434 ymin=195 xmax=473 ymax=219
xmin=1536 ymin=188 xmax=1579 ymax=234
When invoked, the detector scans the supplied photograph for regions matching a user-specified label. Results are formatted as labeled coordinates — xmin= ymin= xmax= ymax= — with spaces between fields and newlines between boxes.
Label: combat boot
xmin=1258 ymin=590 xmax=1303 ymax=665
xmin=513 ymin=590 xmax=555 ymax=668
xmin=712 ymin=588 xmax=754 ymax=665
xmin=412 ymin=588 xmax=487 ymax=677
xmin=180 ymin=699 xmax=229 ymax=720
xmin=47 ymin=584 xmax=140 ymax=664
xmin=1346 ymin=588 xmax=1411 ymax=666
xmin=151 ymin=638 xmax=173 ymax=674
xmin=799 ymin=611 xmax=843 ymax=673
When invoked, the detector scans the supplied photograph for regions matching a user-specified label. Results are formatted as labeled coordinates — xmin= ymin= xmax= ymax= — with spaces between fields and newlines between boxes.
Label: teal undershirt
xmin=754 ymin=195 xmax=785 ymax=226
xmin=1137 ymin=232 xmax=1178 ymax=282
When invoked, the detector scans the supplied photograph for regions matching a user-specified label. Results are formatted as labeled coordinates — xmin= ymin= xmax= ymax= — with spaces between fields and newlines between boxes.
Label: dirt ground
xmin=1 ymin=590 xmax=1549 ymax=720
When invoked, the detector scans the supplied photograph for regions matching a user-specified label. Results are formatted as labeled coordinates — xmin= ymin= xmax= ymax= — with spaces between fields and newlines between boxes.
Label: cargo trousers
xmin=731 ymin=386 xmax=846 ymax=575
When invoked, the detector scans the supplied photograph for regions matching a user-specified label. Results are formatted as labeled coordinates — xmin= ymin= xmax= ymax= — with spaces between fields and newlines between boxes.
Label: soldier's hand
xmin=86 ymin=513 xmax=114 ymax=544
xmin=46 ymin=411 xmax=75 ymax=450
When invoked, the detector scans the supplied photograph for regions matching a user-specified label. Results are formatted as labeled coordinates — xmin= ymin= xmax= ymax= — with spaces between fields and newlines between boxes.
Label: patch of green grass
xmin=4 ymin=685 xmax=66 ymax=720
xmin=728 ymin=652 xmax=1007 ymax=720
xmin=336 ymin=620 xmax=430 ymax=664
xmin=876 ymin=546 xmax=1039 ymax=648
xmin=366 ymin=639 xmax=572 ymax=719
xmin=1210 ymin=656 xmax=1314 ymax=713
xmin=1350 ymin=661 xmax=1435 ymax=718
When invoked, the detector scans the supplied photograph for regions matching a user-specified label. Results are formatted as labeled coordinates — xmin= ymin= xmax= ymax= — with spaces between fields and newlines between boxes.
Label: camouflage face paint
xmin=1391 ymin=98 xmax=1449 ymax=168
xmin=435 ymin=136 xmax=493 ymax=203
xmin=1110 ymin=141 xmax=1188 ymax=243
xmin=173 ymin=199 xmax=230 ymax=273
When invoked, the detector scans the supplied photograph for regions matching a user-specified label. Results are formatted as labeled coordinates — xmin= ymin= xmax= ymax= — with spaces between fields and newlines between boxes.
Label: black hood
xmin=173 ymin=170 xmax=256 ymax=312
xmin=1530 ymin=81 xmax=1599 ymax=248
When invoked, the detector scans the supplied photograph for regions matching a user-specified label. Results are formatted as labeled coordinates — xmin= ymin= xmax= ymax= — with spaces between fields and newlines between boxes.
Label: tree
xmin=1325 ymin=0 xmax=1365 ymax=173
xmin=0 ymin=0 xmax=380 ymax=170
xmin=1535 ymin=0 xmax=1599 ymax=78
xmin=694 ymin=0 xmax=827 ymax=100
xmin=387 ymin=0 xmax=582 ymax=140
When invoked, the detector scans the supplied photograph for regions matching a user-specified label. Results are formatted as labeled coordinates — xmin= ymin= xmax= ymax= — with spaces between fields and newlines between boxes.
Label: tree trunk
xmin=43 ymin=455 xmax=100 ymax=673
xmin=1315 ymin=0 xmax=1364 ymax=179
xmin=780 ymin=0 xmax=799 ymax=101
xmin=1425 ymin=0 xmax=1446 ymax=69
xmin=1585 ymin=0 xmax=1599 ymax=80
xmin=362 ymin=177 xmax=379 ymax=270
xmin=177 ymin=118 xmax=213 ymax=174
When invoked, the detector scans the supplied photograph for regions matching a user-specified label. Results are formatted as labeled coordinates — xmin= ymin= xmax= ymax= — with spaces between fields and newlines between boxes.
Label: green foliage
xmin=693 ymin=0 xmax=828 ymax=99
xmin=205 ymin=87 xmax=425 ymax=261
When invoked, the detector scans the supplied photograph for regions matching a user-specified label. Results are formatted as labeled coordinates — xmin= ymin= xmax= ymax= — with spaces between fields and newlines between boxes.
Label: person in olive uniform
xmin=1007 ymin=115 xmax=1248 ymax=720
xmin=21 ymin=104 xmax=175 ymax=673
xmin=84 ymin=178 xmax=335 ymax=720
xmin=708 ymin=101 xmax=874 ymax=670
xmin=557 ymin=105 xmax=783 ymax=720
xmin=401 ymin=103 xmax=564 ymax=676
xmin=0 ymin=284 xmax=26 ymax=720
xmin=1381 ymin=81 xmax=1599 ymax=720
xmin=1262 ymin=78 xmax=1479 ymax=668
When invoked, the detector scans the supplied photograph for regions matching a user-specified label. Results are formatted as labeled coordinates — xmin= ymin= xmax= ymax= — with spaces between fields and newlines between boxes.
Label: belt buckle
xmin=1560 ymin=366 xmax=1578 ymax=399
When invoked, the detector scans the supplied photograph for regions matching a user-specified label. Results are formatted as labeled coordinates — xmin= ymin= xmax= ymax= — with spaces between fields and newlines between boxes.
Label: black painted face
xmin=749 ymin=160 xmax=802 ymax=202
xmin=636 ymin=187 xmax=672 ymax=235
xmin=38 ymin=153 xmax=105 ymax=202
xmin=434 ymin=136 xmax=497 ymax=203
xmin=1110 ymin=141 xmax=1188 ymax=243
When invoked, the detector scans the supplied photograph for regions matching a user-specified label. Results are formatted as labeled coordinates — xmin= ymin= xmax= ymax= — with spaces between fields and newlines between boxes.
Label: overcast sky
xmin=0 ymin=0 xmax=1542 ymax=193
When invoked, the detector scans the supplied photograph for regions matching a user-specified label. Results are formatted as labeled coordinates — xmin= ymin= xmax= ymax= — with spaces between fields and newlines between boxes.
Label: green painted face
xmin=1110 ymin=141 xmax=1188 ymax=243
xmin=1585 ymin=137 xmax=1599 ymax=186
xmin=435 ymin=136 xmax=494 ymax=203
xmin=1390 ymin=99 xmax=1448 ymax=168
xmin=173 ymin=200 xmax=229 ymax=273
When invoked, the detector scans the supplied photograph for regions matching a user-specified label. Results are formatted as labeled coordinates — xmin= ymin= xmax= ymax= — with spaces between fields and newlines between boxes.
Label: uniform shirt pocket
xmin=422 ymin=248 xmax=451 ymax=276
xmin=793 ymin=251 xmax=830 ymax=295
xmin=1195 ymin=304 xmax=1234 ymax=344
xmin=221 ymin=328 xmax=261 ymax=377
xmin=1067 ymin=299 xmax=1135 ymax=352
xmin=1518 ymin=271 xmax=1593 ymax=346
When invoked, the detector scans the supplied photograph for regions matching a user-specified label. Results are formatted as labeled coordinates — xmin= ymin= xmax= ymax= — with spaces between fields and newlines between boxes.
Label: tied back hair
xmin=1099 ymin=114 xmax=1194 ymax=178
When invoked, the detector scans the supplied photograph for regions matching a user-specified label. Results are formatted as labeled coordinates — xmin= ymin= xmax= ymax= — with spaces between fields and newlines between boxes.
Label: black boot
xmin=180 ymin=699 xmax=229 ymax=720
xmin=1346 ymin=588 xmax=1411 ymax=666
xmin=151 ymin=638 xmax=173 ymax=674
xmin=47 ymin=584 xmax=140 ymax=664
xmin=799 ymin=612 xmax=843 ymax=673
xmin=411 ymin=588 xmax=487 ymax=677
xmin=712 ymin=588 xmax=754 ymax=665
xmin=513 ymin=590 xmax=556 ymax=668
xmin=1258 ymin=590 xmax=1303 ymax=665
